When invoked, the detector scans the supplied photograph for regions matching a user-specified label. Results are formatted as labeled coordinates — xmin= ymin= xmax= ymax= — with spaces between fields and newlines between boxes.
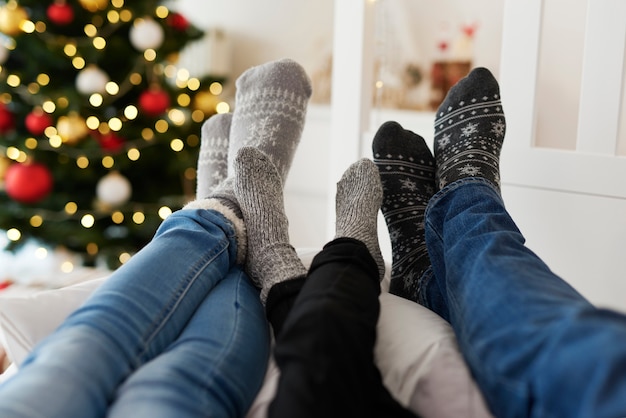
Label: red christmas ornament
xmin=96 ymin=132 xmax=126 ymax=153
xmin=4 ymin=161 xmax=54 ymax=204
xmin=0 ymin=103 xmax=15 ymax=134
xmin=167 ymin=12 xmax=190 ymax=31
xmin=47 ymin=1 xmax=75 ymax=26
xmin=25 ymin=109 xmax=54 ymax=136
xmin=138 ymin=87 xmax=171 ymax=117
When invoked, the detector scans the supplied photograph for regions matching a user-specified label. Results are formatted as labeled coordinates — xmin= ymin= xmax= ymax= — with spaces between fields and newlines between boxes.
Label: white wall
xmin=175 ymin=0 xmax=335 ymax=92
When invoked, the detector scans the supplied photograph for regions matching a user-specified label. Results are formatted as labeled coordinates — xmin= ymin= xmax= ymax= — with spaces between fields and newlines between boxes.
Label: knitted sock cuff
xmin=183 ymin=198 xmax=246 ymax=264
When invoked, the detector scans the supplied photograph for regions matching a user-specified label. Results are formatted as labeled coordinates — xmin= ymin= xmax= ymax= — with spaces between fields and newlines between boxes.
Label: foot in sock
xmin=335 ymin=158 xmax=385 ymax=280
xmin=228 ymin=58 xmax=312 ymax=183
xmin=209 ymin=58 xmax=312 ymax=213
xmin=372 ymin=121 xmax=435 ymax=302
xmin=196 ymin=113 xmax=232 ymax=199
xmin=434 ymin=67 xmax=505 ymax=191
xmin=233 ymin=146 xmax=307 ymax=304
xmin=187 ymin=59 xmax=312 ymax=262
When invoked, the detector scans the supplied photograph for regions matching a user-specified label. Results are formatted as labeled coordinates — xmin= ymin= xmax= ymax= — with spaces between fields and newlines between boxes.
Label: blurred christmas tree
xmin=0 ymin=0 xmax=227 ymax=268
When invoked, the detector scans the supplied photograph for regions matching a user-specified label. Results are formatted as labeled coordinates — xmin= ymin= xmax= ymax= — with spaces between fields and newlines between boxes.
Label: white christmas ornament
xmin=129 ymin=18 xmax=164 ymax=51
xmin=76 ymin=65 xmax=109 ymax=94
xmin=96 ymin=171 xmax=132 ymax=206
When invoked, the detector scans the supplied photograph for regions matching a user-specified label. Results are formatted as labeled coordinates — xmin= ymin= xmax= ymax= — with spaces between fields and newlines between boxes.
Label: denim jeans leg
xmin=108 ymin=265 xmax=270 ymax=418
xmin=0 ymin=209 xmax=239 ymax=418
xmin=424 ymin=178 xmax=626 ymax=418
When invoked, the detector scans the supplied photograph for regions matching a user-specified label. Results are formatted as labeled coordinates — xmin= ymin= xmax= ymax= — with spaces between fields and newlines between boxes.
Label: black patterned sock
xmin=434 ymin=67 xmax=506 ymax=191
xmin=372 ymin=121 xmax=435 ymax=302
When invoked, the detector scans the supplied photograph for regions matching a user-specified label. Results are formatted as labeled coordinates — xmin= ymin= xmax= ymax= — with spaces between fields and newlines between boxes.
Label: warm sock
xmin=233 ymin=146 xmax=307 ymax=305
xmin=202 ymin=59 xmax=312 ymax=228
xmin=228 ymin=58 xmax=312 ymax=183
xmin=196 ymin=113 xmax=232 ymax=199
xmin=434 ymin=67 xmax=505 ymax=190
xmin=334 ymin=158 xmax=385 ymax=280
xmin=372 ymin=121 xmax=435 ymax=302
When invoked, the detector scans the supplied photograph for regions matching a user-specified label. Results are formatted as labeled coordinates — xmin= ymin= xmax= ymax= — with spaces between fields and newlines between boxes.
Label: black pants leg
xmin=266 ymin=238 xmax=417 ymax=418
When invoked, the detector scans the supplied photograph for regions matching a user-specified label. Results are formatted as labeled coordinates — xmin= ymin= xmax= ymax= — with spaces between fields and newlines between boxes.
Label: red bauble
xmin=0 ymin=103 xmax=15 ymax=134
xmin=138 ymin=88 xmax=171 ymax=117
xmin=25 ymin=110 xmax=54 ymax=136
xmin=167 ymin=12 xmax=190 ymax=31
xmin=96 ymin=132 xmax=126 ymax=153
xmin=47 ymin=2 xmax=74 ymax=26
xmin=4 ymin=162 xmax=53 ymax=204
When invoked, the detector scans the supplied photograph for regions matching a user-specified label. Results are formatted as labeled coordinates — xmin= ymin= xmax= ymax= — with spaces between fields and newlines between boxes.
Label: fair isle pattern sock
xmin=334 ymin=158 xmax=385 ymax=280
xmin=372 ymin=121 xmax=435 ymax=302
xmin=229 ymin=58 xmax=312 ymax=183
xmin=196 ymin=113 xmax=232 ymax=199
xmin=434 ymin=67 xmax=506 ymax=191
xmin=233 ymin=147 xmax=307 ymax=305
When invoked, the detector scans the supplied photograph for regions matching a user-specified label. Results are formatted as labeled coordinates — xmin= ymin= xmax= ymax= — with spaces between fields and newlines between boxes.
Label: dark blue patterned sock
xmin=372 ymin=121 xmax=435 ymax=302
xmin=434 ymin=67 xmax=506 ymax=191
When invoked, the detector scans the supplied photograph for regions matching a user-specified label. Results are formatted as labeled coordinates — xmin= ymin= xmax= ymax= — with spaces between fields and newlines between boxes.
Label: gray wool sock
xmin=229 ymin=58 xmax=312 ymax=183
xmin=196 ymin=113 xmax=232 ymax=199
xmin=434 ymin=67 xmax=506 ymax=191
xmin=233 ymin=146 xmax=307 ymax=305
xmin=373 ymin=121 xmax=435 ymax=302
xmin=335 ymin=158 xmax=385 ymax=280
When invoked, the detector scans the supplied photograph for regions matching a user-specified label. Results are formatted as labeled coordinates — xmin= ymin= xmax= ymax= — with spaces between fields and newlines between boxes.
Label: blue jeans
xmin=420 ymin=178 xmax=626 ymax=418
xmin=0 ymin=209 xmax=270 ymax=418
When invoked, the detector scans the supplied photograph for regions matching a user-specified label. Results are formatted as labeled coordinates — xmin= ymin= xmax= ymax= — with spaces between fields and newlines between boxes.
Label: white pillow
xmin=0 ymin=276 xmax=108 ymax=366
xmin=0 ymin=249 xmax=491 ymax=418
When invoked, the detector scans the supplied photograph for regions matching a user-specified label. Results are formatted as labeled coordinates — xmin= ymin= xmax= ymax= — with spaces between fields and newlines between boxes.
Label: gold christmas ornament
xmin=0 ymin=155 xmax=10 ymax=182
xmin=193 ymin=91 xmax=219 ymax=115
xmin=0 ymin=3 xmax=28 ymax=36
xmin=78 ymin=0 xmax=109 ymax=12
xmin=57 ymin=113 xmax=89 ymax=145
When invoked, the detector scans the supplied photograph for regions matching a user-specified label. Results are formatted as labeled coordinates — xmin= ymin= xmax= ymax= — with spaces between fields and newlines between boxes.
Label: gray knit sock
xmin=196 ymin=113 xmax=232 ymax=199
xmin=229 ymin=58 xmax=312 ymax=183
xmin=434 ymin=67 xmax=505 ymax=191
xmin=335 ymin=158 xmax=385 ymax=280
xmin=233 ymin=146 xmax=307 ymax=304
xmin=373 ymin=121 xmax=435 ymax=302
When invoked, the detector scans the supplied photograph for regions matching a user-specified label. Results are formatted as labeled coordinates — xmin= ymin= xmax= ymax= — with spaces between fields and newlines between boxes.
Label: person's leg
xmin=372 ymin=121 xmax=444 ymax=315
xmin=425 ymin=68 xmax=626 ymax=417
xmin=0 ymin=208 xmax=240 ymax=418
xmin=108 ymin=265 xmax=270 ymax=418
xmin=234 ymin=152 xmax=415 ymax=417
xmin=270 ymin=238 xmax=416 ymax=418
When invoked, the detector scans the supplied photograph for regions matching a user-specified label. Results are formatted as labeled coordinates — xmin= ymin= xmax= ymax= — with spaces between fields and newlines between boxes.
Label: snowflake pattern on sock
xmin=196 ymin=114 xmax=231 ymax=199
xmin=197 ymin=137 xmax=228 ymax=186
xmin=434 ymin=68 xmax=506 ymax=190
xmin=228 ymin=59 xmax=312 ymax=185
xmin=373 ymin=121 xmax=435 ymax=302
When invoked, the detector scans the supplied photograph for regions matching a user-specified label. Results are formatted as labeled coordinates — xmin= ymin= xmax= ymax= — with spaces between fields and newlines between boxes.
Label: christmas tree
xmin=0 ymin=0 xmax=226 ymax=267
